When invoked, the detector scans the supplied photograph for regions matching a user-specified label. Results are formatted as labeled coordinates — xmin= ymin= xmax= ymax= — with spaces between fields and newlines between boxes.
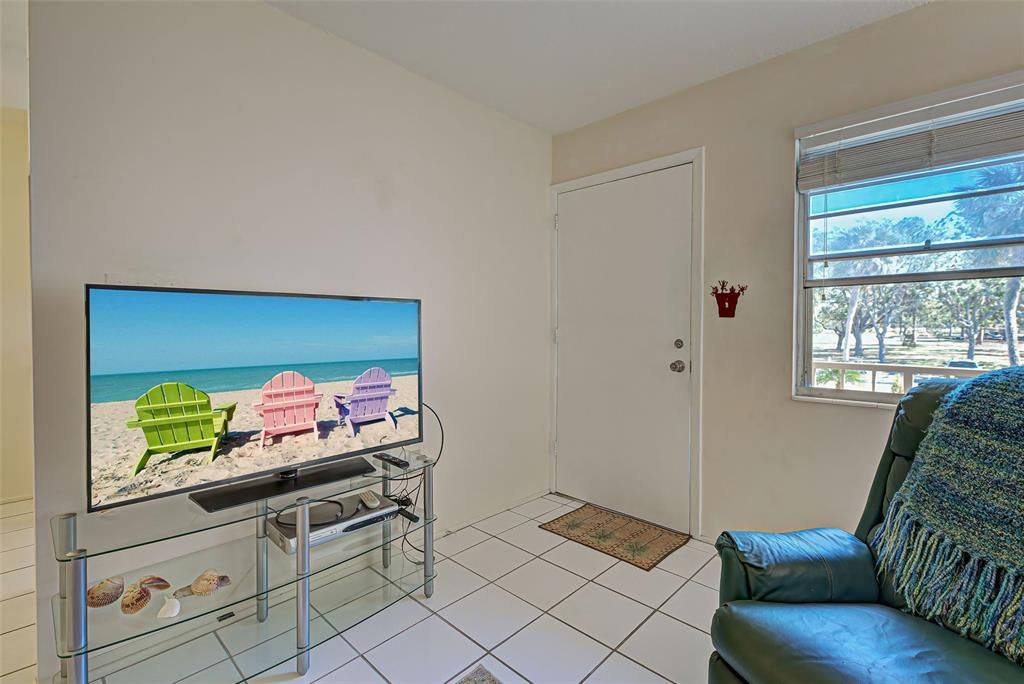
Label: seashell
xmin=120 ymin=583 xmax=151 ymax=614
xmin=190 ymin=569 xmax=231 ymax=596
xmin=87 ymin=576 xmax=124 ymax=608
xmin=174 ymin=569 xmax=231 ymax=598
xmin=157 ymin=596 xmax=180 ymax=619
xmin=138 ymin=575 xmax=171 ymax=591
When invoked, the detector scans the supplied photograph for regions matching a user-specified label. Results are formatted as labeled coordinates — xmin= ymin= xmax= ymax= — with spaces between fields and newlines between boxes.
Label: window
xmin=795 ymin=79 xmax=1024 ymax=403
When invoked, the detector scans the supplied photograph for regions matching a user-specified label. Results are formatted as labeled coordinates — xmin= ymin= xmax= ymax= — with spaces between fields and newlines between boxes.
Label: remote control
xmin=359 ymin=491 xmax=381 ymax=509
xmin=372 ymin=453 xmax=409 ymax=469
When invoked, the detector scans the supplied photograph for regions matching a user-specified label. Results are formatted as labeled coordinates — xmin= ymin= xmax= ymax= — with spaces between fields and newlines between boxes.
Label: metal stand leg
xmin=423 ymin=464 xmax=435 ymax=598
xmin=381 ymin=463 xmax=392 ymax=569
xmin=257 ymin=500 xmax=269 ymax=623
xmin=66 ymin=550 xmax=88 ymax=684
xmin=295 ymin=498 xmax=311 ymax=676
xmin=55 ymin=513 xmax=77 ymax=683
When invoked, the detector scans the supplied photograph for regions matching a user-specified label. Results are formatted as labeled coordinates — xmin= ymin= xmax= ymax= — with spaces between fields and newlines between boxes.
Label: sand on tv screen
xmin=87 ymin=286 xmax=422 ymax=511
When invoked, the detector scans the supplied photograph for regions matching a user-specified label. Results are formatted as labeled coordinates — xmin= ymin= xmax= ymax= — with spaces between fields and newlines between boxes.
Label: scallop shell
xmin=157 ymin=596 xmax=180 ymax=619
xmin=87 ymin=576 xmax=124 ymax=608
xmin=120 ymin=583 xmax=151 ymax=614
xmin=139 ymin=575 xmax=171 ymax=591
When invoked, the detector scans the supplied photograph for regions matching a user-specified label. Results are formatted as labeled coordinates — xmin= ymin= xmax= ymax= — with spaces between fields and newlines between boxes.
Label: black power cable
xmin=397 ymin=402 xmax=442 ymax=565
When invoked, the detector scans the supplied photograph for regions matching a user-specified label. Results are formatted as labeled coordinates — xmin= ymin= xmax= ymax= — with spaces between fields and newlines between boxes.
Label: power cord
xmin=397 ymin=401 xmax=443 ymax=565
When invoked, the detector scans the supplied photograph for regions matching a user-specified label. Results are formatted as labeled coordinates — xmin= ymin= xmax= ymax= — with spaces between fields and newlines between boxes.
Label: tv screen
xmin=86 ymin=285 xmax=422 ymax=511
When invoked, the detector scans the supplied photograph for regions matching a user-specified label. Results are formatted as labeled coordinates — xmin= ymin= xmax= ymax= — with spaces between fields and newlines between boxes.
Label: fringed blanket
xmin=872 ymin=366 xmax=1024 ymax=663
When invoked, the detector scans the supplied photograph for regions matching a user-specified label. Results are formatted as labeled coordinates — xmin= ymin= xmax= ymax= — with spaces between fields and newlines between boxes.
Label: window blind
xmin=798 ymin=100 xmax=1024 ymax=192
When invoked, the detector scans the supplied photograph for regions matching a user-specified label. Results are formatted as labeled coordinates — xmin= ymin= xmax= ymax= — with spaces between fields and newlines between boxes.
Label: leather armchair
xmin=708 ymin=380 xmax=1024 ymax=684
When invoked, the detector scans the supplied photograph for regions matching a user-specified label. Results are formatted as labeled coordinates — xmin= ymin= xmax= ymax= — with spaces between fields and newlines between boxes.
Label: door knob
xmin=670 ymin=360 xmax=686 ymax=373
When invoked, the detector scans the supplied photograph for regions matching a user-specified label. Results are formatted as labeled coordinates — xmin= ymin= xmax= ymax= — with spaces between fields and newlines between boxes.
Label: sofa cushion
xmin=712 ymin=601 xmax=1024 ymax=684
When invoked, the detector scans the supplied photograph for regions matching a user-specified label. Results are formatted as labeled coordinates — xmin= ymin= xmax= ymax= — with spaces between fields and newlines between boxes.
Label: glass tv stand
xmin=49 ymin=452 xmax=436 ymax=683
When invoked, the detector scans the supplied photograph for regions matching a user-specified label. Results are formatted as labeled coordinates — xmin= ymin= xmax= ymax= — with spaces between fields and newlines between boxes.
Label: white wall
xmin=29 ymin=1 xmax=551 ymax=675
xmin=553 ymin=1 xmax=1024 ymax=539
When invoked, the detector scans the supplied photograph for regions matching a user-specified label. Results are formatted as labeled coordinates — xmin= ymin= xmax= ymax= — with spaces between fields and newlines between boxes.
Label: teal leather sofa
xmin=708 ymin=379 xmax=1024 ymax=683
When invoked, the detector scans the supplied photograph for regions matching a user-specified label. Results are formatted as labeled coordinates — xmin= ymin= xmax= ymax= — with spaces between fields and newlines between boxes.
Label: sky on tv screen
xmin=89 ymin=288 xmax=419 ymax=376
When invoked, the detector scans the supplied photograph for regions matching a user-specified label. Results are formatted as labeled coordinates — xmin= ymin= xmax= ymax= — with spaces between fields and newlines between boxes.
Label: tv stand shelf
xmin=49 ymin=452 xmax=436 ymax=683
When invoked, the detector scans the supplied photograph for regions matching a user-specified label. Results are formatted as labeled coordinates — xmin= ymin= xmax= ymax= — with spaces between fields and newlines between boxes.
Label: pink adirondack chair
xmin=334 ymin=367 xmax=397 ymax=437
xmin=253 ymin=371 xmax=323 ymax=449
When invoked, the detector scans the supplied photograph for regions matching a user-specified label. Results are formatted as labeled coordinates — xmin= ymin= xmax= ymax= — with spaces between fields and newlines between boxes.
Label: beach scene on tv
xmin=88 ymin=288 xmax=420 ymax=509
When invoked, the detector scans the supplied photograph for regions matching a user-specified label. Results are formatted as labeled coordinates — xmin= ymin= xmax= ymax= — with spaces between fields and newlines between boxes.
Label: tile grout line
xmin=436 ymin=541 xmax=649 ymax=681
xmin=0 ymin=541 xmax=35 ymax=553
xmin=0 ymin=619 xmax=37 ymax=638
xmin=592 ymin=540 xmax=720 ymax=681
xmin=451 ymin=499 xmax=716 ymax=683
xmin=0 ymin=664 xmax=37 ymax=681
xmin=448 ymin=541 xmax=681 ymax=616
xmin=439 ymin=547 xmax=671 ymax=683
xmin=0 ymin=562 xmax=36 ymax=576
xmin=355 ymin=654 xmax=390 ymax=684
xmin=322 ymin=495 xmax=701 ymax=682
xmin=210 ymin=631 xmax=246 ymax=684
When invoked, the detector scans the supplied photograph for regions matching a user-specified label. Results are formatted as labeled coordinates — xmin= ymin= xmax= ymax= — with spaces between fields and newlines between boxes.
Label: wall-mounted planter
xmin=710 ymin=280 xmax=747 ymax=318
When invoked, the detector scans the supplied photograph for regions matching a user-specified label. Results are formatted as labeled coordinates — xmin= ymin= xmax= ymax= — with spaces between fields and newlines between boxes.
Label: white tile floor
xmin=0 ymin=498 xmax=36 ymax=684
xmin=45 ymin=494 xmax=722 ymax=683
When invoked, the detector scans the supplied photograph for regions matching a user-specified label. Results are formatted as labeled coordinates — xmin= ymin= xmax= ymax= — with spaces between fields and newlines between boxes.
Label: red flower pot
xmin=714 ymin=291 xmax=741 ymax=318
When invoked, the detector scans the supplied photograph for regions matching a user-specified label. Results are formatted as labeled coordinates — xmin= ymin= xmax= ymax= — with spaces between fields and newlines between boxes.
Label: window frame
xmin=793 ymin=72 xmax=1024 ymax=405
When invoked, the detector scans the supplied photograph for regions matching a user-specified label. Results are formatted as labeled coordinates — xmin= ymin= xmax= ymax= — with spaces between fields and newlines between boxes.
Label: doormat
xmin=540 ymin=504 xmax=690 ymax=570
xmin=456 ymin=664 xmax=503 ymax=684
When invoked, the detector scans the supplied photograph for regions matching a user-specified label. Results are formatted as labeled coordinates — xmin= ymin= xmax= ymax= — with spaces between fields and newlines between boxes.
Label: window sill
xmin=792 ymin=391 xmax=898 ymax=410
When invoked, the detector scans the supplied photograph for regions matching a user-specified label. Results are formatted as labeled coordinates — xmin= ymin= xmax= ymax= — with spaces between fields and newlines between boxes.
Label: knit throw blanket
xmin=872 ymin=366 xmax=1024 ymax=663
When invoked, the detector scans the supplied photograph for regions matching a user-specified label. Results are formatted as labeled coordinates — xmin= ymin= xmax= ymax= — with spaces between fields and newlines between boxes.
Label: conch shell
xmin=87 ymin=576 xmax=124 ymax=608
xmin=119 ymin=576 xmax=170 ymax=615
xmin=173 ymin=569 xmax=231 ymax=598
xmin=157 ymin=596 xmax=180 ymax=619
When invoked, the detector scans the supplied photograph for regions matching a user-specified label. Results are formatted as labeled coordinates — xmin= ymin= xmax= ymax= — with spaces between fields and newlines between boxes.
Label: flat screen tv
xmin=86 ymin=285 xmax=422 ymax=511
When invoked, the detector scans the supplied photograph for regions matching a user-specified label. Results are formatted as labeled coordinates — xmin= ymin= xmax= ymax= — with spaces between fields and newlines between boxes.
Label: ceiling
xmin=273 ymin=0 xmax=923 ymax=134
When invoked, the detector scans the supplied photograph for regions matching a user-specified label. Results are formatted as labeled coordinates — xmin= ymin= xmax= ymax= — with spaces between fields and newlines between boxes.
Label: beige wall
xmin=1 ymin=106 xmax=33 ymax=503
xmin=554 ymin=1 xmax=1024 ymax=538
xmin=30 ymin=1 xmax=550 ymax=675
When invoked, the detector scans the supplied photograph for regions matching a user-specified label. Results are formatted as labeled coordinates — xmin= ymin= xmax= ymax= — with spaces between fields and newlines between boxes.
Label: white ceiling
xmin=273 ymin=0 xmax=923 ymax=134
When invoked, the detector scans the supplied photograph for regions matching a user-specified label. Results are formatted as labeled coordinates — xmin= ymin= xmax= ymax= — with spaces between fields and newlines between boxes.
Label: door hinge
xmin=553 ymin=328 xmax=559 ymax=344
xmin=553 ymin=214 xmax=559 ymax=231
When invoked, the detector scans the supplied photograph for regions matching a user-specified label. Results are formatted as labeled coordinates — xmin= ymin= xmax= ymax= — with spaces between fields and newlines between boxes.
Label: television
xmin=86 ymin=285 xmax=422 ymax=512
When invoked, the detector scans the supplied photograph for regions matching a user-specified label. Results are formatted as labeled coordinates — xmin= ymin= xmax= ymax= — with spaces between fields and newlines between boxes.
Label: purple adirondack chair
xmin=334 ymin=367 xmax=397 ymax=437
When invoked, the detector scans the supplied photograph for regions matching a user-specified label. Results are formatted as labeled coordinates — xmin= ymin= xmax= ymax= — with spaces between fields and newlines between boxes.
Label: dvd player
xmin=267 ymin=493 xmax=400 ymax=555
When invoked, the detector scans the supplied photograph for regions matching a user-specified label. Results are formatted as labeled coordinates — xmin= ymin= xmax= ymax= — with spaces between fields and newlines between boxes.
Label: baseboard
xmin=437 ymin=488 xmax=551 ymax=537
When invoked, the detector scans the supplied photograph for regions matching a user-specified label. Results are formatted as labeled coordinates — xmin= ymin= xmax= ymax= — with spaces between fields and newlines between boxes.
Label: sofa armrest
xmin=715 ymin=528 xmax=878 ymax=605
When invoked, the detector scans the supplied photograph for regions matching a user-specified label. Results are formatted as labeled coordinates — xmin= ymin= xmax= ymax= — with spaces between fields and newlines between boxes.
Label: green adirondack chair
xmin=126 ymin=383 xmax=238 ymax=475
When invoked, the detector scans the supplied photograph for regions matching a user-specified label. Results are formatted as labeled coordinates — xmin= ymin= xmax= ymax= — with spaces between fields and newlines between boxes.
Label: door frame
xmin=549 ymin=148 xmax=706 ymax=539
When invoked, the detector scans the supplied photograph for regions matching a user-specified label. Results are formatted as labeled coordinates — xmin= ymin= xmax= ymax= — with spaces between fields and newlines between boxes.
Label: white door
xmin=555 ymin=163 xmax=693 ymax=531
